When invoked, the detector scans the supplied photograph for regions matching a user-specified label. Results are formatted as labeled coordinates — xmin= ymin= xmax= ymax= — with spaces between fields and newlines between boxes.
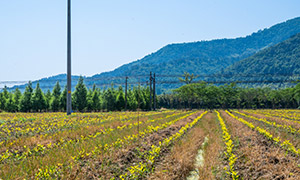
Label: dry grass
xmin=71 ymin=111 xmax=203 ymax=179
xmin=147 ymin=112 xmax=224 ymax=180
xmin=197 ymin=112 xmax=225 ymax=180
xmin=221 ymin=110 xmax=300 ymax=179
xmin=241 ymin=110 xmax=300 ymax=130
xmin=234 ymin=111 xmax=300 ymax=149
xmin=0 ymin=111 xmax=182 ymax=179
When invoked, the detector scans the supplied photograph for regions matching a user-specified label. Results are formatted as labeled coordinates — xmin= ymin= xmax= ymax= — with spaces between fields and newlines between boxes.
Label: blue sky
xmin=0 ymin=0 xmax=299 ymax=81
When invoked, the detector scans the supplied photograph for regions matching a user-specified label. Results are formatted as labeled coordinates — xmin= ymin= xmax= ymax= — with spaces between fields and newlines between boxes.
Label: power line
xmin=1 ymin=73 xmax=299 ymax=84
xmin=1 ymin=73 xmax=299 ymax=90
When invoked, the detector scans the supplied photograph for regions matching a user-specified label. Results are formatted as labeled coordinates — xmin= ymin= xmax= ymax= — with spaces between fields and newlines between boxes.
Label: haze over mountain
xmin=7 ymin=16 xmax=300 ymax=93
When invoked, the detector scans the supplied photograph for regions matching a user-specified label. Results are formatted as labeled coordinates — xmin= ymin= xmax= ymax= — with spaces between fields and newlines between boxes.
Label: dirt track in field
xmin=148 ymin=112 xmax=225 ymax=180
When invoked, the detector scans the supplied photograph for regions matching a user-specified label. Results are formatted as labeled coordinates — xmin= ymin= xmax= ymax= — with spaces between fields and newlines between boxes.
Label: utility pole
xmin=125 ymin=76 xmax=128 ymax=110
xmin=149 ymin=72 xmax=152 ymax=111
xmin=153 ymin=73 xmax=156 ymax=110
xmin=66 ymin=0 xmax=72 ymax=115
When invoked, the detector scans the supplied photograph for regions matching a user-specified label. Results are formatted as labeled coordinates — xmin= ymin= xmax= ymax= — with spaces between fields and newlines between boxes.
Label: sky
xmin=0 ymin=0 xmax=300 ymax=82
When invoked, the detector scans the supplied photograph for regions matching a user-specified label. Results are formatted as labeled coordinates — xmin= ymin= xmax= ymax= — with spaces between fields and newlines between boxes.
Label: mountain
xmin=7 ymin=16 xmax=300 ymax=93
xmin=222 ymin=33 xmax=300 ymax=81
xmin=92 ymin=17 xmax=300 ymax=78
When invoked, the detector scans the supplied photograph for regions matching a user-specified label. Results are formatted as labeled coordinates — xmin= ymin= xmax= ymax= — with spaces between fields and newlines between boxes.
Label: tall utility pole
xmin=149 ymin=72 xmax=152 ymax=111
xmin=153 ymin=73 xmax=156 ymax=110
xmin=67 ymin=0 xmax=72 ymax=115
xmin=125 ymin=76 xmax=128 ymax=110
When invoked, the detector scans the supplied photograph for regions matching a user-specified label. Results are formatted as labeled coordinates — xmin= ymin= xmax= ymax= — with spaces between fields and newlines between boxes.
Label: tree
xmin=5 ymin=94 xmax=17 ymax=112
xmin=103 ymin=86 xmax=116 ymax=111
xmin=2 ymin=86 xmax=9 ymax=99
xmin=179 ymin=72 xmax=199 ymax=84
xmin=294 ymin=83 xmax=300 ymax=108
xmin=116 ymin=86 xmax=125 ymax=111
xmin=73 ymin=76 xmax=87 ymax=112
xmin=20 ymin=81 xmax=33 ymax=112
xmin=32 ymin=83 xmax=47 ymax=112
xmin=127 ymin=88 xmax=137 ymax=110
xmin=60 ymin=86 xmax=67 ymax=111
xmin=86 ymin=88 xmax=93 ymax=111
xmin=91 ymin=88 xmax=100 ymax=111
xmin=13 ymin=88 xmax=22 ymax=111
xmin=45 ymin=90 xmax=52 ymax=111
xmin=0 ymin=93 xmax=5 ymax=111
xmin=51 ymin=82 xmax=61 ymax=112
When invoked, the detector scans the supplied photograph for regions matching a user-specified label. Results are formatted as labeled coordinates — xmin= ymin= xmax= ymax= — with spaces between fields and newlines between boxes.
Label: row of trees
xmin=1 ymin=77 xmax=300 ymax=112
xmin=0 ymin=77 xmax=153 ymax=112
xmin=158 ymin=83 xmax=300 ymax=109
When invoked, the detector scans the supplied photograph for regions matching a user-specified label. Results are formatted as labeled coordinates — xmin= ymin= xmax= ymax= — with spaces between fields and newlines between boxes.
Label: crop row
xmin=215 ymin=110 xmax=239 ymax=180
xmin=226 ymin=110 xmax=300 ymax=156
xmin=0 ymin=111 xmax=172 ymax=150
xmin=233 ymin=110 xmax=300 ymax=135
xmin=0 ymin=111 xmax=168 ymax=141
xmin=0 ymin=111 xmax=183 ymax=164
xmin=34 ymin=111 xmax=199 ymax=179
xmin=119 ymin=111 xmax=208 ymax=179
xmin=246 ymin=109 xmax=300 ymax=121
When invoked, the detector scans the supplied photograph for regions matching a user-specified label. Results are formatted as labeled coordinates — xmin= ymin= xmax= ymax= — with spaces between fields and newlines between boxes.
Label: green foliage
xmin=19 ymin=81 xmax=33 ymax=112
xmin=44 ymin=90 xmax=52 ymax=111
xmin=91 ymin=88 xmax=101 ymax=111
xmin=73 ymin=76 xmax=87 ymax=112
xmin=179 ymin=72 xmax=199 ymax=84
xmin=32 ymin=83 xmax=47 ymax=112
xmin=116 ymin=86 xmax=125 ymax=111
xmin=223 ymin=33 xmax=300 ymax=78
xmin=2 ymin=86 xmax=9 ymax=99
xmin=161 ymin=83 xmax=300 ymax=109
xmin=128 ymin=88 xmax=138 ymax=110
xmin=60 ymin=86 xmax=67 ymax=111
xmin=13 ymin=88 xmax=22 ymax=111
xmin=0 ymin=93 xmax=5 ymax=110
xmin=5 ymin=94 xmax=17 ymax=112
xmin=51 ymin=82 xmax=61 ymax=112
xmin=2 ymin=79 xmax=300 ymax=112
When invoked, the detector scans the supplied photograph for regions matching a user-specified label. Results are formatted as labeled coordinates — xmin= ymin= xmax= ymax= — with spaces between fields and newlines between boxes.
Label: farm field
xmin=0 ymin=109 xmax=300 ymax=179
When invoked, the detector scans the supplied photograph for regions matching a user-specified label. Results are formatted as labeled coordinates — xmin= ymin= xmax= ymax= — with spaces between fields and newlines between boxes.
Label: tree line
xmin=0 ymin=76 xmax=153 ymax=112
xmin=1 ymin=77 xmax=300 ymax=112
xmin=158 ymin=82 xmax=300 ymax=109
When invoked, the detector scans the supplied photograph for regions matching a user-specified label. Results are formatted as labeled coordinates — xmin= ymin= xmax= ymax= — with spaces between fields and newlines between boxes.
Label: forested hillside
xmin=223 ymin=33 xmax=300 ymax=75
xmin=92 ymin=16 xmax=300 ymax=77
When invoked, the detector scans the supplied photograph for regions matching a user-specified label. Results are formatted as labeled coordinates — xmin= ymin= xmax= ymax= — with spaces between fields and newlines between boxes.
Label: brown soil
xmin=221 ymin=110 xmax=300 ymax=180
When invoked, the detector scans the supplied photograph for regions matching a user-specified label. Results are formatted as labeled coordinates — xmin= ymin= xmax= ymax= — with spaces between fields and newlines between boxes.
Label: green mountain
xmin=93 ymin=17 xmax=300 ymax=78
xmin=7 ymin=17 xmax=300 ymax=93
xmin=223 ymin=33 xmax=300 ymax=76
